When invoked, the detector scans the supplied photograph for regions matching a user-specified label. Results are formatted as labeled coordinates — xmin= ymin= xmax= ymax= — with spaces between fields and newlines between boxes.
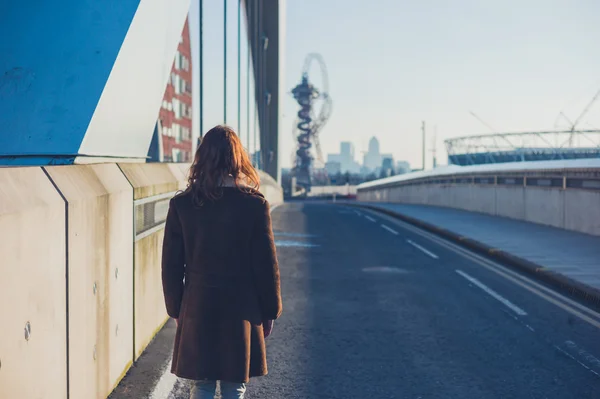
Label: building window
xmin=184 ymin=81 xmax=192 ymax=95
xmin=173 ymin=123 xmax=182 ymax=143
xmin=173 ymin=98 xmax=181 ymax=118
xmin=172 ymin=148 xmax=182 ymax=162
xmin=181 ymin=126 xmax=191 ymax=141
xmin=181 ymin=103 xmax=192 ymax=119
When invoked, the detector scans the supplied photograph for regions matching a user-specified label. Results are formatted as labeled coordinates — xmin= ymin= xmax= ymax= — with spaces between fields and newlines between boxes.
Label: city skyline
xmin=279 ymin=0 xmax=600 ymax=170
xmin=325 ymin=136 xmax=411 ymax=176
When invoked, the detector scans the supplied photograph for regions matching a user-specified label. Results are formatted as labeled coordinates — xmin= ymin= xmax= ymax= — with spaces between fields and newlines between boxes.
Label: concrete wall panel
xmin=0 ymin=167 xmax=67 ymax=399
xmin=45 ymin=164 xmax=133 ymax=399
xmin=119 ymin=163 xmax=182 ymax=199
xmin=495 ymin=186 xmax=526 ymax=220
xmin=259 ymin=170 xmax=284 ymax=206
xmin=525 ymin=188 xmax=564 ymax=229
xmin=119 ymin=163 xmax=183 ymax=359
xmin=564 ymin=190 xmax=600 ymax=235
xmin=471 ymin=186 xmax=496 ymax=214
xmin=452 ymin=186 xmax=473 ymax=211
xmin=134 ymin=230 xmax=169 ymax=358
xmin=90 ymin=164 xmax=135 ymax=393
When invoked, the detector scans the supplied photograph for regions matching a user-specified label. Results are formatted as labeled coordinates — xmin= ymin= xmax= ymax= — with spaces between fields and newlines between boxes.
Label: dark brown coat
xmin=161 ymin=188 xmax=282 ymax=383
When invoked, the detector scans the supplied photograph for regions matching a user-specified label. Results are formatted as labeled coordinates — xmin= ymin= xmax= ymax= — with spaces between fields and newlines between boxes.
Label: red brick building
xmin=157 ymin=17 xmax=193 ymax=162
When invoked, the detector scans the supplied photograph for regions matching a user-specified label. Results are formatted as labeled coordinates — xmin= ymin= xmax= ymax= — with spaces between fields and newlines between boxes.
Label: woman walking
xmin=161 ymin=125 xmax=282 ymax=399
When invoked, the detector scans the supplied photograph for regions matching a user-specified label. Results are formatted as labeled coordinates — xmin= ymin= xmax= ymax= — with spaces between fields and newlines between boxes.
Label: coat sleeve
xmin=161 ymin=198 xmax=185 ymax=319
xmin=251 ymin=200 xmax=282 ymax=320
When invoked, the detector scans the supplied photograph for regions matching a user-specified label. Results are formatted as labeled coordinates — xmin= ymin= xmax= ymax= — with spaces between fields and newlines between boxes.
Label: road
xmin=115 ymin=202 xmax=600 ymax=398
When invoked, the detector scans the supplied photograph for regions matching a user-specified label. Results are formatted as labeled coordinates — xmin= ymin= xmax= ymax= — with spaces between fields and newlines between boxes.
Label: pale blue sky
xmin=191 ymin=0 xmax=600 ymax=169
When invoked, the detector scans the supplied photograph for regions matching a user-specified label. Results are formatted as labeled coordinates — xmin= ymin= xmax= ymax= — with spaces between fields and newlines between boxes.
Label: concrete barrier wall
xmin=0 ymin=167 xmax=68 ymax=399
xmin=118 ymin=163 xmax=185 ymax=359
xmin=564 ymin=190 xmax=600 ymax=236
xmin=524 ymin=188 xmax=564 ymax=229
xmin=45 ymin=164 xmax=134 ymax=399
xmin=0 ymin=163 xmax=283 ymax=398
xmin=358 ymin=181 xmax=600 ymax=236
xmin=259 ymin=170 xmax=284 ymax=206
xmin=495 ymin=186 xmax=526 ymax=220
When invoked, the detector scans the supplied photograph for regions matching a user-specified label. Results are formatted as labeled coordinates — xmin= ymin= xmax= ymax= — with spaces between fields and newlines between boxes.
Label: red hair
xmin=186 ymin=125 xmax=260 ymax=205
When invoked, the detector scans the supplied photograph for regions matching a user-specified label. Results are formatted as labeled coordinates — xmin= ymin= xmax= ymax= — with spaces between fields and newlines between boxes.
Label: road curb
xmin=351 ymin=203 xmax=600 ymax=310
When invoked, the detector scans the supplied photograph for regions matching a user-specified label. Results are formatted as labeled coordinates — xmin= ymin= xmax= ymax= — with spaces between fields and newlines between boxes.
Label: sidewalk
xmin=356 ymin=203 xmax=600 ymax=304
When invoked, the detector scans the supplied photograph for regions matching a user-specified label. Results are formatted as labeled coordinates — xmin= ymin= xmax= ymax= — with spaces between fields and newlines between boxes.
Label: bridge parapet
xmin=0 ymin=162 xmax=282 ymax=398
xmin=357 ymin=159 xmax=600 ymax=236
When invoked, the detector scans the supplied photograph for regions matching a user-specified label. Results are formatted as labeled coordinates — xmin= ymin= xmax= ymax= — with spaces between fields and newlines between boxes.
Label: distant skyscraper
xmin=326 ymin=142 xmax=360 ymax=174
xmin=362 ymin=137 xmax=394 ymax=173
xmin=340 ymin=142 xmax=354 ymax=159
xmin=396 ymin=161 xmax=411 ymax=174
xmin=325 ymin=161 xmax=341 ymax=176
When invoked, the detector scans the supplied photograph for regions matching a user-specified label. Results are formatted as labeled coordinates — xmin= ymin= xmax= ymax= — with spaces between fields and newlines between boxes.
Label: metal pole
xmin=258 ymin=0 xmax=264 ymax=170
xmin=199 ymin=0 xmax=204 ymax=139
xmin=224 ymin=0 xmax=227 ymax=123
xmin=237 ymin=0 xmax=241 ymax=134
xmin=246 ymin=0 xmax=251 ymax=151
xmin=422 ymin=121 xmax=426 ymax=171
xmin=254 ymin=0 xmax=260 ymax=168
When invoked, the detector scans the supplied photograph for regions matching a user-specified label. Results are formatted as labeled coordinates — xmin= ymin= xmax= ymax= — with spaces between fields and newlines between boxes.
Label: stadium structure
xmin=445 ymin=130 xmax=600 ymax=166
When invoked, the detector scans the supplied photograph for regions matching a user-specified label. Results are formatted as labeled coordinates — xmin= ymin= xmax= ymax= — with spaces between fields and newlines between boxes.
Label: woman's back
xmin=175 ymin=187 xmax=264 ymax=277
xmin=161 ymin=125 xmax=282 ymax=392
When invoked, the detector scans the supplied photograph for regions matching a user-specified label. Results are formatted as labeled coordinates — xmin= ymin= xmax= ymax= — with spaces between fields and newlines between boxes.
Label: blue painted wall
xmin=0 ymin=1 xmax=140 ymax=162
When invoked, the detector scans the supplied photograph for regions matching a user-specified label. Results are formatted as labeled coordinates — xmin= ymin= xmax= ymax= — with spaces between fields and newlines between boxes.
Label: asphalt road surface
xmin=114 ymin=202 xmax=600 ymax=398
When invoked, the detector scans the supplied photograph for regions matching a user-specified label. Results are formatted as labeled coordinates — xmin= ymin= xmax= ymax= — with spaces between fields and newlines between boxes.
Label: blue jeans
xmin=190 ymin=380 xmax=246 ymax=399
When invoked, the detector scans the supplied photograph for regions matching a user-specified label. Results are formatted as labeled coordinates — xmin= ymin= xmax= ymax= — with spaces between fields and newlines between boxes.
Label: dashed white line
xmin=381 ymin=224 xmax=399 ymax=235
xmin=554 ymin=345 xmax=600 ymax=377
xmin=406 ymin=239 xmax=439 ymax=259
xmin=365 ymin=215 xmax=376 ymax=222
xmin=456 ymin=270 xmax=528 ymax=316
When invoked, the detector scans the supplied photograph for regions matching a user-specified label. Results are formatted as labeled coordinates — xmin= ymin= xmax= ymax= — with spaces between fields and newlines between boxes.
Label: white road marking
xmin=365 ymin=215 xmax=376 ymax=222
xmin=371 ymin=211 xmax=600 ymax=329
xmin=275 ymin=240 xmax=319 ymax=248
xmin=381 ymin=224 xmax=399 ymax=235
xmin=564 ymin=340 xmax=600 ymax=370
xmin=270 ymin=204 xmax=281 ymax=212
xmin=355 ymin=210 xmax=363 ymax=216
xmin=525 ymin=324 xmax=535 ymax=332
xmin=406 ymin=239 xmax=439 ymax=259
xmin=554 ymin=344 xmax=600 ymax=377
xmin=149 ymin=359 xmax=177 ymax=399
xmin=456 ymin=270 xmax=528 ymax=316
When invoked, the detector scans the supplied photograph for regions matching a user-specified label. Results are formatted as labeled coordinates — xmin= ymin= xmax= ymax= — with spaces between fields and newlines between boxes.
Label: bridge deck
xmin=111 ymin=202 xmax=600 ymax=398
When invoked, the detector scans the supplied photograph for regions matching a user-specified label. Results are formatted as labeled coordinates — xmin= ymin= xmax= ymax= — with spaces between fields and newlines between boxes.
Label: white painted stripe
xmin=554 ymin=345 xmax=600 ymax=377
xmin=456 ymin=270 xmax=528 ymax=316
xmin=134 ymin=191 xmax=178 ymax=206
xmin=406 ymin=239 xmax=439 ymax=259
xmin=381 ymin=224 xmax=399 ymax=235
xmin=365 ymin=215 xmax=376 ymax=222
xmin=270 ymin=203 xmax=281 ymax=212
xmin=367 ymin=209 xmax=600 ymax=329
xmin=149 ymin=359 xmax=177 ymax=399
xmin=135 ymin=222 xmax=166 ymax=241
xmin=355 ymin=210 xmax=363 ymax=216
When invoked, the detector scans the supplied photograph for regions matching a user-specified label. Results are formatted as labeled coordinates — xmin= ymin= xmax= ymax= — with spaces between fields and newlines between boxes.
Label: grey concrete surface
xmin=111 ymin=202 xmax=600 ymax=398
